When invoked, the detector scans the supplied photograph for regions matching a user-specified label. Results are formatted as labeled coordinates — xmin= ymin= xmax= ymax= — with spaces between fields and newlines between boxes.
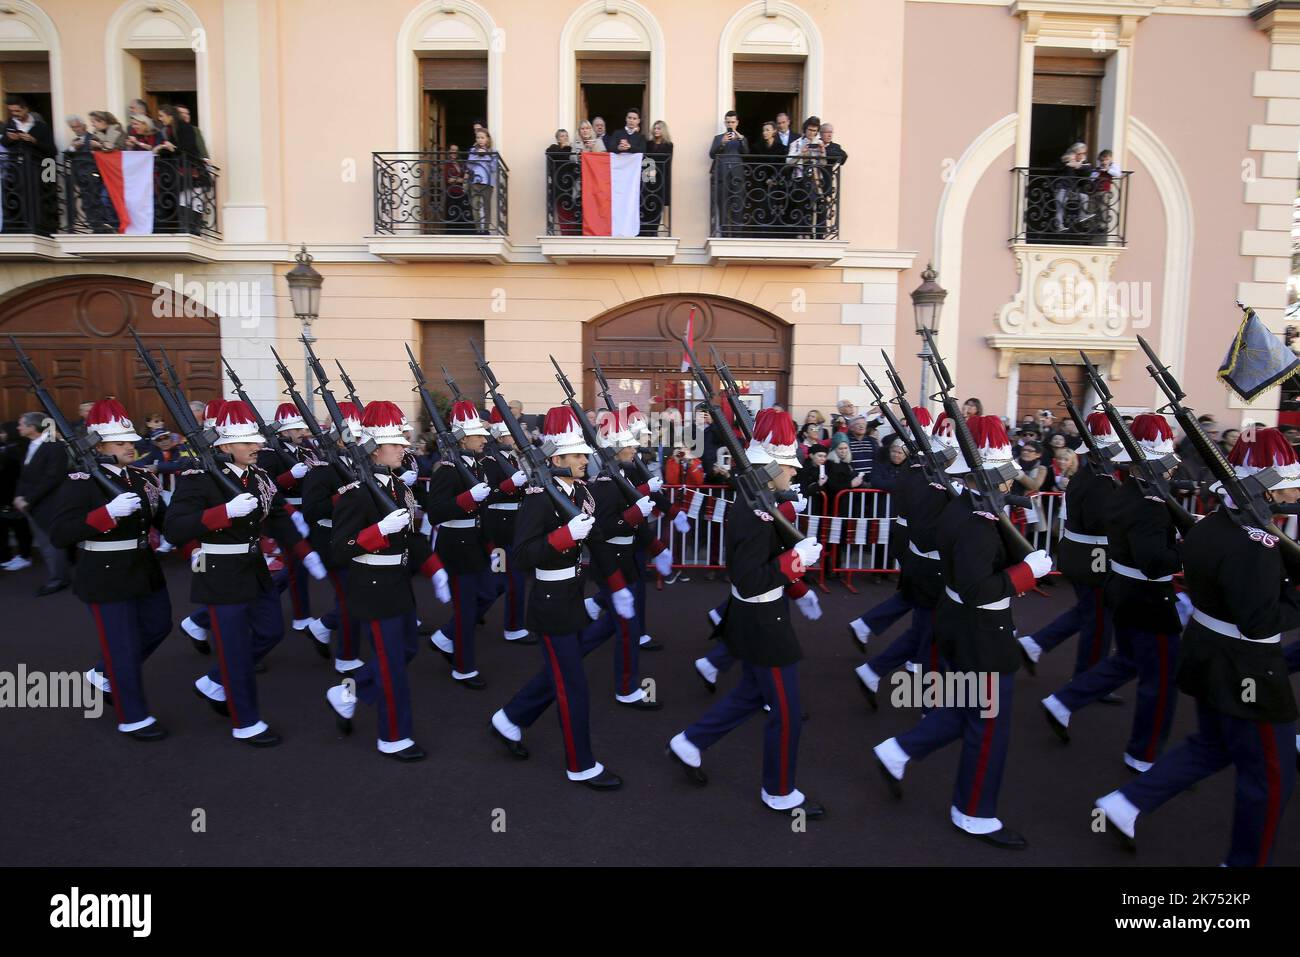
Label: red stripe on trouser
xmin=542 ymin=635 xmax=579 ymax=772
xmin=287 ymin=560 xmax=304 ymax=618
xmin=207 ymin=605 xmax=240 ymax=728
xmin=330 ymin=572 xmax=355 ymax=659
xmin=966 ymin=674 xmax=997 ymax=816
xmin=1145 ymin=634 xmax=1169 ymax=762
xmin=453 ymin=577 xmax=464 ymax=671
xmin=370 ymin=620 xmax=400 ymax=742
xmin=771 ymin=667 xmax=792 ymax=795
xmin=89 ymin=603 xmax=125 ymax=723
xmin=619 ymin=618 xmax=631 ymax=695
xmin=1255 ymin=722 xmax=1283 ymax=866
xmin=1090 ymin=588 xmax=1105 ymax=666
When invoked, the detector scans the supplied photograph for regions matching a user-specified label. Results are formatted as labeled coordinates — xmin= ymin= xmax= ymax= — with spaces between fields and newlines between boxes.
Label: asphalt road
xmin=1 ymin=560 xmax=1296 ymax=867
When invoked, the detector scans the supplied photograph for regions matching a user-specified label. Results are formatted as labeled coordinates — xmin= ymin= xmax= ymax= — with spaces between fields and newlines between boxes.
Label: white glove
xmin=793 ymin=537 xmax=822 ymax=568
xmin=632 ymin=495 xmax=653 ymax=519
xmin=611 ymin=586 xmax=636 ymax=620
xmin=509 ymin=469 xmax=527 ymax=488
xmin=400 ymin=469 xmax=417 ymax=487
xmin=792 ymin=492 xmax=808 ymax=514
xmin=652 ymin=549 xmax=673 ymax=577
xmin=378 ymin=508 xmax=409 ymax=536
xmin=1024 ymin=549 xmax=1053 ymax=579
xmin=290 ymin=510 xmax=309 ymax=538
xmin=1175 ymin=591 xmax=1192 ymax=628
xmin=105 ymin=492 xmax=142 ymax=519
xmin=795 ymin=590 xmax=822 ymax=621
xmin=585 ymin=596 xmax=603 ymax=620
xmin=645 ymin=475 xmax=663 ymax=494
xmin=225 ymin=492 xmax=258 ymax=519
xmin=672 ymin=511 xmax=691 ymax=534
xmin=469 ymin=482 xmax=491 ymax=503
xmin=290 ymin=462 xmax=310 ymax=480
xmin=302 ymin=550 xmax=327 ymax=580
xmin=433 ymin=567 xmax=451 ymax=604
xmin=567 ymin=513 xmax=595 ymax=542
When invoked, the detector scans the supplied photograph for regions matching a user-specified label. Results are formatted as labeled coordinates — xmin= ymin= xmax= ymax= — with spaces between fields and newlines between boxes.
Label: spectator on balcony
xmin=821 ymin=123 xmax=848 ymax=167
xmin=466 ymin=127 xmax=498 ymax=235
xmin=155 ymin=103 xmax=208 ymax=235
xmin=1084 ymin=148 xmax=1122 ymax=237
xmin=786 ymin=116 xmax=827 ymax=238
xmin=576 ymin=120 xmax=605 ymax=153
xmin=591 ymin=116 xmax=607 ymax=140
xmin=124 ymin=115 xmax=159 ymax=150
xmin=747 ymin=120 xmax=787 ymax=234
xmin=65 ymin=115 xmax=93 ymax=152
xmin=442 ymin=144 xmax=470 ymax=233
xmin=547 ymin=129 xmax=580 ymax=236
xmin=3 ymin=95 xmax=56 ymax=235
xmin=709 ymin=111 xmax=749 ymax=238
xmin=775 ymin=112 xmax=793 ymax=150
xmin=64 ymin=115 xmax=113 ymax=233
xmin=89 ymin=111 xmax=124 ymax=152
xmin=604 ymin=107 xmax=645 ymax=154
xmin=1051 ymin=142 xmax=1090 ymax=233
xmin=127 ymin=98 xmax=150 ymax=125
xmin=175 ymin=105 xmax=208 ymax=159
xmin=641 ymin=119 xmax=673 ymax=237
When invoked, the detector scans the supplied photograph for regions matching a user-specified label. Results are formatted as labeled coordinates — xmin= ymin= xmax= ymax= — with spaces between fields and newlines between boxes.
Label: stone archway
xmin=0 ymin=275 xmax=220 ymax=424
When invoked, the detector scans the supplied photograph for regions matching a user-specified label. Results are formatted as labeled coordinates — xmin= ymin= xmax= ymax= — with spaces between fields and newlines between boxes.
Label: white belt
xmin=316 ymin=518 xmax=333 ymax=528
xmin=488 ymin=502 xmax=520 ymax=511
xmin=285 ymin=497 xmax=303 ymax=506
xmin=81 ymin=539 xmax=140 ymax=552
xmin=608 ymin=535 xmax=635 ymax=546
xmin=200 ymin=542 xmax=257 ymax=555
xmin=897 ymin=517 xmax=908 ymax=527
xmin=353 ymin=553 xmax=404 ymax=566
xmin=536 ymin=566 xmax=578 ymax=581
xmin=1110 ymin=561 xmax=1173 ymax=583
xmin=731 ymin=584 xmax=784 ymax=604
xmin=1191 ymin=607 xmax=1280 ymax=644
xmin=440 ymin=518 xmax=477 ymax=529
xmin=1063 ymin=528 xmax=1107 ymax=545
xmin=944 ymin=586 xmax=1011 ymax=611
xmin=908 ymin=540 xmax=939 ymax=561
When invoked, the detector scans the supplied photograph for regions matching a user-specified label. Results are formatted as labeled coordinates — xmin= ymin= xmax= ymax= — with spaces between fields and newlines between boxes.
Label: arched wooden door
xmin=0 ymin=276 xmax=221 ymax=425
xmin=582 ymin=294 xmax=790 ymax=420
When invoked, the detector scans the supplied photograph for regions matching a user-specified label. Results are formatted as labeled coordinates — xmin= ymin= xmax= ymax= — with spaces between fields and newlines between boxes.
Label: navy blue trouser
xmin=504 ymin=631 xmax=597 ymax=774
xmin=352 ymin=612 xmax=419 ymax=744
xmin=1033 ymin=584 xmax=1113 ymax=676
xmin=478 ymin=543 xmax=528 ymax=633
xmin=1055 ymin=624 xmax=1181 ymax=763
xmin=438 ymin=571 xmax=483 ymax=674
xmin=204 ymin=589 xmax=285 ymax=731
xmin=867 ymin=606 xmax=937 ymax=678
xmin=859 ymin=591 xmax=912 ymax=636
xmin=1120 ymin=700 xmax=1295 ymax=866
xmin=684 ymin=662 xmax=803 ymax=798
xmin=896 ymin=671 xmax=1016 ymax=819
xmin=1285 ymin=640 xmax=1300 ymax=675
xmin=581 ymin=585 xmax=642 ymax=697
xmin=322 ymin=568 xmax=362 ymax=661
xmin=87 ymin=587 xmax=172 ymax=725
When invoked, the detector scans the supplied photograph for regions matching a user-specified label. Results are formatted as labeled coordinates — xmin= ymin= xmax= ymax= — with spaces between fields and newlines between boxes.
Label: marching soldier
xmin=668 ymin=409 xmax=826 ymax=818
xmin=49 ymin=399 xmax=172 ymax=741
xmin=179 ymin=398 xmax=229 ymax=654
xmin=1018 ymin=412 xmax=1122 ymax=682
xmin=479 ymin=407 xmax=533 ymax=644
xmin=425 ymin=401 xmax=494 ymax=689
xmin=164 ymin=400 xmax=328 ymax=747
xmin=873 ymin=416 xmax=1052 ymax=849
xmin=324 ymin=401 xmax=451 ymax=761
xmin=1041 ymin=413 xmax=1184 ymax=772
xmin=1095 ymin=428 xmax=1299 ymax=865
xmin=488 ymin=407 xmax=632 ymax=790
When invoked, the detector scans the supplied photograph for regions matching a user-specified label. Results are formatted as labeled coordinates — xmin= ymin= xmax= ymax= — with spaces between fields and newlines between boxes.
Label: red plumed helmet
xmin=274 ymin=401 xmax=307 ymax=433
xmin=360 ymin=400 xmax=409 ymax=447
xmin=86 ymin=398 xmax=142 ymax=443
xmin=596 ymin=407 xmax=637 ymax=449
xmin=337 ymin=401 xmax=360 ymax=423
xmin=911 ymin=406 xmax=933 ymax=432
xmin=451 ymin=399 xmax=488 ymax=437
xmin=1113 ymin=412 xmax=1174 ymax=464
xmin=213 ymin=400 xmax=264 ymax=447
xmin=203 ymin=398 xmax=227 ymax=427
xmin=932 ymin=411 xmax=958 ymax=449
xmin=542 ymin=406 xmax=592 ymax=456
xmin=968 ymin=414 xmax=1013 ymax=458
xmin=747 ymin=408 xmax=798 ymax=467
xmin=487 ymin=405 xmax=509 ymax=436
xmin=1228 ymin=427 xmax=1300 ymax=489
xmin=1085 ymin=411 xmax=1116 ymax=441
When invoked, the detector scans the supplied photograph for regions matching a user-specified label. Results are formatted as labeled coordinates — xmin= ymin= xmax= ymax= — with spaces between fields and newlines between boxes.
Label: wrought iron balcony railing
xmin=708 ymin=152 xmax=843 ymax=239
xmin=60 ymin=152 xmax=220 ymax=237
xmin=544 ymin=150 xmax=671 ymax=237
xmin=373 ymin=151 xmax=509 ymax=236
xmin=0 ymin=151 xmax=55 ymax=235
xmin=1011 ymin=166 xmax=1131 ymax=247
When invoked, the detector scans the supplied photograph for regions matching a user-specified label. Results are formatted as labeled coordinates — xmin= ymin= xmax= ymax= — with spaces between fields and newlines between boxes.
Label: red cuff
xmin=637 ymin=482 xmax=651 ymax=496
xmin=777 ymin=548 xmax=804 ymax=582
xmin=607 ymin=569 xmax=628 ymax=593
xmin=276 ymin=470 xmax=296 ymax=491
xmin=778 ymin=501 xmax=796 ymax=522
xmin=621 ymin=504 xmax=645 ymax=528
xmin=547 ymin=526 xmax=577 ymax=553
xmin=181 ymin=541 xmax=199 ymax=561
xmin=356 ymin=524 xmax=390 ymax=553
xmin=331 ymin=493 xmax=341 ymax=506
xmin=1007 ymin=562 xmax=1036 ymax=596
xmin=786 ymin=580 xmax=810 ymax=599
xmin=86 ymin=506 xmax=117 ymax=533
xmin=284 ymin=502 xmax=299 ymax=516
xmin=455 ymin=490 xmax=480 ymax=513
xmin=291 ymin=539 xmax=312 ymax=561
xmin=500 ymin=478 xmax=518 ymax=496
xmin=201 ymin=505 xmax=232 ymax=531
xmin=647 ymin=538 xmax=667 ymax=557
xmin=419 ymin=553 xmax=444 ymax=578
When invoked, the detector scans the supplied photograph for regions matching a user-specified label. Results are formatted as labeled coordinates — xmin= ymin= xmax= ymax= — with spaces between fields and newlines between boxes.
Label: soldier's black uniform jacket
xmin=481 ymin=447 xmax=527 ymax=549
xmin=48 ymin=465 xmax=166 ymax=603
xmin=332 ymin=475 xmax=440 ymax=620
xmin=934 ymin=489 xmax=1036 ymax=673
xmin=1055 ymin=457 xmax=1119 ymax=586
xmin=720 ymin=502 xmax=807 ymax=668
xmin=894 ymin=464 xmax=949 ymax=610
xmin=589 ymin=472 xmax=655 ymax=586
xmin=514 ymin=480 xmax=618 ymax=636
xmin=256 ymin=440 xmax=318 ymax=503
xmin=302 ymin=458 xmax=355 ymax=570
xmin=1103 ymin=475 xmax=1182 ymax=634
xmin=1176 ymin=507 xmax=1300 ymax=723
xmin=424 ymin=451 xmax=489 ymax=575
xmin=164 ymin=462 xmax=307 ymax=604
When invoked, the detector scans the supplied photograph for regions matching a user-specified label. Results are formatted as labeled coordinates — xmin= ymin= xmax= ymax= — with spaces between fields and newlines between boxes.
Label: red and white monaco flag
xmin=581 ymin=152 xmax=641 ymax=237
xmin=94 ymin=151 xmax=154 ymax=234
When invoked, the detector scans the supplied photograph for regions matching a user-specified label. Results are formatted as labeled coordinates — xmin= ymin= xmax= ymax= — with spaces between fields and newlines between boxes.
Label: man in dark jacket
xmin=3 ymin=96 xmax=57 ymax=233
xmin=14 ymin=410 xmax=71 ymax=594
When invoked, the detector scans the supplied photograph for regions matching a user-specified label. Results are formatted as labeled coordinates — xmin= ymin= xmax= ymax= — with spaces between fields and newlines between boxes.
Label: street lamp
xmin=285 ymin=244 xmax=323 ymax=416
xmin=911 ymin=262 xmax=947 ymax=407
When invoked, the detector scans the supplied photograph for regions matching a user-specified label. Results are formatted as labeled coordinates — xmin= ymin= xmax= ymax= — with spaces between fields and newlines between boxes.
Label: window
xmin=421 ymin=56 xmax=488 ymax=152
xmin=732 ymin=59 xmax=802 ymax=142
xmin=0 ymin=58 xmax=51 ymax=126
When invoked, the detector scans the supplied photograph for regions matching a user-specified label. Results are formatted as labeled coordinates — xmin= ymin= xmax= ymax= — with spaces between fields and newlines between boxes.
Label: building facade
xmin=0 ymin=0 xmax=1296 ymax=429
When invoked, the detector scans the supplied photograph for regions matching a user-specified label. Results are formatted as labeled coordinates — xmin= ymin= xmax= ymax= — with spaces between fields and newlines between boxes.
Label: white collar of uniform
xmin=104 ymin=463 xmax=123 ymax=476
xmin=228 ymin=463 xmax=247 ymax=478
xmin=376 ymin=472 xmax=392 ymax=487
xmin=555 ymin=477 xmax=576 ymax=497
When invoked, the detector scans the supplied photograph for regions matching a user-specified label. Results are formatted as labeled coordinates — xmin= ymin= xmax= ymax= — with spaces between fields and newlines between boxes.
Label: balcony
xmin=368 ymin=151 xmax=511 ymax=263
xmin=1011 ymin=166 xmax=1131 ymax=247
xmin=0 ymin=153 xmax=59 ymax=259
xmin=538 ymin=151 xmax=677 ymax=263
xmin=703 ymin=154 xmax=848 ymax=266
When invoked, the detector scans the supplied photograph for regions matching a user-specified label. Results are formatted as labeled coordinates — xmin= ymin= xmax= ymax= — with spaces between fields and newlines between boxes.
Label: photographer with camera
xmin=786 ymin=115 xmax=826 ymax=238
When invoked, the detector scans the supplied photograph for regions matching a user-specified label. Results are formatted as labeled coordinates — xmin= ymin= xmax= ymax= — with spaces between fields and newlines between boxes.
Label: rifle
xmin=680 ymin=336 xmax=804 ymax=549
xmin=335 ymin=360 xmax=364 ymax=412
xmin=404 ymin=344 xmax=479 ymax=489
xmin=9 ymin=336 xmax=119 ymax=497
xmin=918 ymin=327 xmax=1034 ymax=560
xmin=1138 ymin=333 xmax=1300 ymax=564
xmin=128 ymin=328 xmax=242 ymax=497
xmin=269 ymin=346 xmax=347 ymax=475
xmin=592 ymin=352 xmax=655 ymax=488
xmin=709 ymin=345 xmax=755 ymax=443
xmin=550 ymin=355 xmax=645 ymax=507
xmin=221 ymin=356 xmax=288 ymax=454
xmin=1049 ymin=358 xmax=1111 ymax=477
xmin=443 ymin=361 xmax=514 ymax=477
xmin=1079 ymin=349 xmax=1196 ymax=535
xmin=158 ymin=347 xmax=201 ymax=434
xmin=471 ymin=339 xmax=580 ymax=520
xmin=880 ymin=351 xmax=959 ymax=495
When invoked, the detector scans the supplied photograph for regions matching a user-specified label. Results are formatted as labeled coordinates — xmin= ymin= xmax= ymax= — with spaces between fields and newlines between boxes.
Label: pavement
xmin=1 ymin=559 xmax=1296 ymax=867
